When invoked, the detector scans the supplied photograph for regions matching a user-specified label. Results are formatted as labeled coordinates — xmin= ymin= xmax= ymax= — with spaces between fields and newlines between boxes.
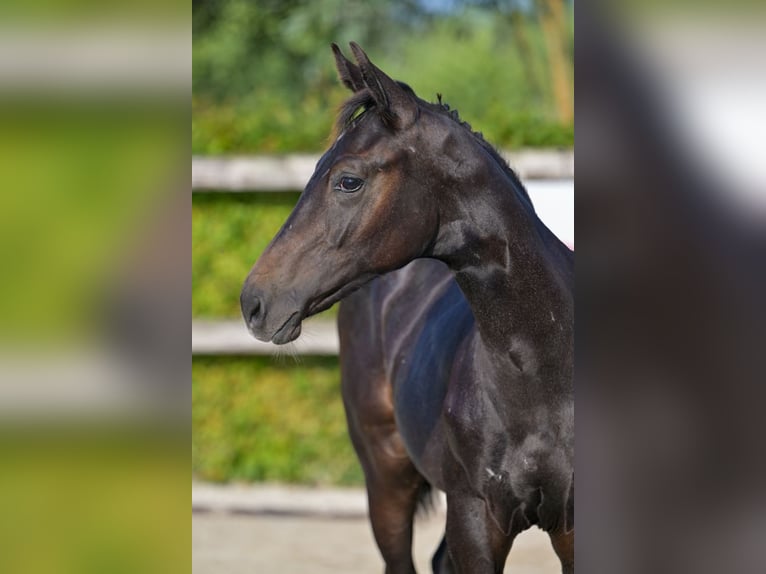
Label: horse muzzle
xmin=240 ymin=284 xmax=303 ymax=344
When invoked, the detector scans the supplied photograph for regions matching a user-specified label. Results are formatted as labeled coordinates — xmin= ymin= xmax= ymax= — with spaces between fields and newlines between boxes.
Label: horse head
xmin=241 ymin=43 xmax=444 ymax=343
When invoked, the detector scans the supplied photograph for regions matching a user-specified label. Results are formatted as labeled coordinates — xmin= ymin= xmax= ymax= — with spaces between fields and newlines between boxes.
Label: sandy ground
xmin=192 ymin=509 xmax=561 ymax=574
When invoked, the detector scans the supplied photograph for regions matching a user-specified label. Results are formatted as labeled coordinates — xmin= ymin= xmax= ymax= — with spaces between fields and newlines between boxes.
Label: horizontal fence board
xmin=192 ymin=149 xmax=573 ymax=191
xmin=0 ymin=28 xmax=190 ymax=92
xmin=193 ymin=318 xmax=338 ymax=356
xmin=192 ymin=481 xmax=370 ymax=517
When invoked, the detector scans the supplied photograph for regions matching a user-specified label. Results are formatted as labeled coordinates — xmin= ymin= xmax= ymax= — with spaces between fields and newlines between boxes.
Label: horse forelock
xmin=333 ymin=89 xmax=375 ymax=138
xmin=332 ymin=88 xmax=398 ymax=141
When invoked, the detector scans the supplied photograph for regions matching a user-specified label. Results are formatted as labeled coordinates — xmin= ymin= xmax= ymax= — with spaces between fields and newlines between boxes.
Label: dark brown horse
xmin=241 ymin=43 xmax=574 ymax=573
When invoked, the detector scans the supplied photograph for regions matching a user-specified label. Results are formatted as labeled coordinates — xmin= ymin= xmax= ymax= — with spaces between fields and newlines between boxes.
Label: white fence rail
xmin=193 ymin=318 xmax=338 ymax=356
xmin=192 ymin=149 xmax=573 ymax=191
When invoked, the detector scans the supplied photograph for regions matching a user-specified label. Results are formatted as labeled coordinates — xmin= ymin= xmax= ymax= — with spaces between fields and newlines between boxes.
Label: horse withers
xmin=241 ymin=43 xmax=574 ymax=574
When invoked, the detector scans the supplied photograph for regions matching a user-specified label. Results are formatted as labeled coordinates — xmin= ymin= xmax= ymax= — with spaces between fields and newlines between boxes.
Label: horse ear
xmin=348 ymin=42 xmax=417 ymax=129
xmin=331 ymin=43 xmax=364 ymax=93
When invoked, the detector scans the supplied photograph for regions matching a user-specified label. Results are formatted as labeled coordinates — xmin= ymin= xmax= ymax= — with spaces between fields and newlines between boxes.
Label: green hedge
xmin=192 ymin=356 xmax=362 ymax=485
xmin=192 ymin=96 xmax=573 ymax=154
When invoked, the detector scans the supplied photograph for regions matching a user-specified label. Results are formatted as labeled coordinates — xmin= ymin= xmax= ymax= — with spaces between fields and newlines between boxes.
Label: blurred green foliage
xmin=0 ymin=102 xmax=184 ymax=343
xmin=0 ymin=430 xmax=188 ymax=574
xmin=0 ymin=5 xmax=189 ymax=571
xmin=193 ymin=356 xmax=361 ymax=485
xmin=192 ymin=0 xmax=573 ymax=153
xmin=0 ymin=0 xmax=187 ymax=23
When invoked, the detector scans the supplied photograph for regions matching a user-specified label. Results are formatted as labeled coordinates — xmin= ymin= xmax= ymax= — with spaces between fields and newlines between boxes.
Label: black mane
xmin=425 ymin=94 xmax=533 ymax=206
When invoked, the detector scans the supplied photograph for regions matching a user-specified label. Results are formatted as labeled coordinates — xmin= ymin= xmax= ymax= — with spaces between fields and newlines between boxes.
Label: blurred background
xmin=0 ymin=1 xmax=189 ymax=573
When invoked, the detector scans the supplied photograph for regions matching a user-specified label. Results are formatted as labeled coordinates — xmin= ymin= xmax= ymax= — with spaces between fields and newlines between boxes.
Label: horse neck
xmin=431 ymin=154 xmax=573 ymax=377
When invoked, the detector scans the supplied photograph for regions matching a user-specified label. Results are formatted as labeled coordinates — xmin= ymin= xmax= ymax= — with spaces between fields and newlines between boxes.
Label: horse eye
xmin=336 ymin=176 xmax=364 ymax=193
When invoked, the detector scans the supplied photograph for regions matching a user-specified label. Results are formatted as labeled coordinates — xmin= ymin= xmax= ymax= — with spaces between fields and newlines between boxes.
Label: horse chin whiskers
xmin=271 ymin=340 xmax=302 ymax=365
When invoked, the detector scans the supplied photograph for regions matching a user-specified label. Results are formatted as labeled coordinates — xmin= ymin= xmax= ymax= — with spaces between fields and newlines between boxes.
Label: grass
xmin=0 ymin=429 xmax=188 ymax=574
xmin=192 ymin=356 xmax=363 ymax=486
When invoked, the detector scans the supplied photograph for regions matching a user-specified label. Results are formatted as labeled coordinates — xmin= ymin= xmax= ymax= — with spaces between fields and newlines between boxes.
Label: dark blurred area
xmin=577 ymin=1 xmax=766 ymax=572
xmin=0 ymin=2 xmax=189 ymax=572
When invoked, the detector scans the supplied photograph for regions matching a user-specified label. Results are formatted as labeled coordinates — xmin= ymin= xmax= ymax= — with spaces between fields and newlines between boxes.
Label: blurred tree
xmin=192 ymin=0 xmax=574 ymax=153
xmin=193 ymin=0 xmax=423 ymax=102
xmin=536 ymin=0 xmax=573 ymax=123
xmin=464 ymin=0 xmax=573 ymax=123
xmin=508 ymin=8 xmax=545 ymax=102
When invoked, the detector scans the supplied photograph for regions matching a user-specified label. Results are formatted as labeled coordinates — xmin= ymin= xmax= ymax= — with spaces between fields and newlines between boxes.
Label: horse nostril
xmin=250 ymin=296 xmax=261 ymax=322
xmin=241 ymin=289 xmax=265 ymax=328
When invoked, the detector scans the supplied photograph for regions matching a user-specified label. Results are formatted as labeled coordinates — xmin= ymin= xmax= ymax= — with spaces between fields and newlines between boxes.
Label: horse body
xmin=241 ymin=43 xmax=574 ymax=573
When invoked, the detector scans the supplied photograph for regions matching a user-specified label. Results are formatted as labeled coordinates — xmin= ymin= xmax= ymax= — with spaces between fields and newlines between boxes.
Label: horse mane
xmin=333 ymin=87 xmax=533 ymax=207
xmin=427 ymin=94 xmax=533 ymax=207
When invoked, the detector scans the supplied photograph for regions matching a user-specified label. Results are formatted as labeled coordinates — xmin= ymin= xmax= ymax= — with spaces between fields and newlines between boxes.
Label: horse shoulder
xmin=441 ymin=347 xmax=573 ymax=535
